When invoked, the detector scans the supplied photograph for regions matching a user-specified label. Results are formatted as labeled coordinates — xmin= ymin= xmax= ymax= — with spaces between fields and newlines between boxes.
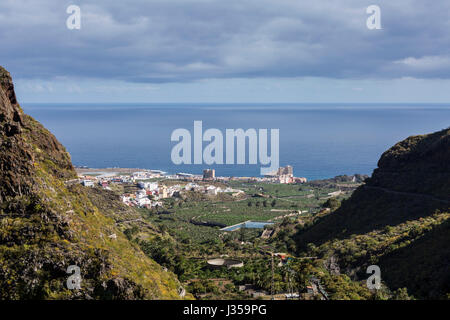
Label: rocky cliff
xmin=0 ymin=66 xmax=185 ymax=299
xmin=370 ymin=128 xmax=450 ymax=199
xmin=294 ymin=128 xmax=450 ymax=298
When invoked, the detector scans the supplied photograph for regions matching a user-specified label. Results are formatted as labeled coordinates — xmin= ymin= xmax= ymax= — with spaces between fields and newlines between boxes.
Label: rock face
xmin=370 ymin=128 xmax=450 ymax=199
xmin=294 ymin=128 xmax=450 ymax=299
xmin=0 ymin=67 xmax=22 ymax=130
xmin=0 ymin=67 xmax=75 ymax=202
xmin=0 ymin=66 xmax=184 ymax=299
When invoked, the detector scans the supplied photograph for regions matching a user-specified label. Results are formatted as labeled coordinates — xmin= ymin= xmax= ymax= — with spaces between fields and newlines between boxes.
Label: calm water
xmin=22 ymin=103 xmax=450 ymax=180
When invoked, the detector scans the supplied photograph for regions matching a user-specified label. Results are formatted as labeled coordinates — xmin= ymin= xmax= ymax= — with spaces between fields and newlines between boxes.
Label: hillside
xmin=294 ymin=128 xmax=450 ymax=299
xmin=0 ymin=66 xmax=187 ymax=299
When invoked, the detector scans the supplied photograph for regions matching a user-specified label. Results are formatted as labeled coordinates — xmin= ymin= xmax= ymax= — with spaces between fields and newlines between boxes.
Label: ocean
xmin=22 ymin=103 xmax=450 ymax=180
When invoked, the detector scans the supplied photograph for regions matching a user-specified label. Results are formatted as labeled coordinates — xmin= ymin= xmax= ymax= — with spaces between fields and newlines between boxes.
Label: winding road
xmin=363 ymin=185 xmax=450 ymax=204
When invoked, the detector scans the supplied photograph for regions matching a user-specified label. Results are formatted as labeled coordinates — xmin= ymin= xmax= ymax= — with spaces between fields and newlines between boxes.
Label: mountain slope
xmin=0 ymin=66 xmax=186 ymax=299
xmin=294 ymin=128 xmax=450 ymax=299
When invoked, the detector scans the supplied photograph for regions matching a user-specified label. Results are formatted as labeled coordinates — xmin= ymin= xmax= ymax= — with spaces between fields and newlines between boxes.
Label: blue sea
xmin=22 ymin=103 xmax=450 ymax=180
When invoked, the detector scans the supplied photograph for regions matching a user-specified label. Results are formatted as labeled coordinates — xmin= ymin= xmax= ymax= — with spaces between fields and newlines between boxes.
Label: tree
xmin=124 ymin=226 xmax=139 ymax=241
xmin=240 ymin=227 xmax=246 ymax=242
xmin=189 ymin=281 xmax=206 ymax=294
xmin=392 ymin=287 xmax=414 ymax=300
xmin=293 ymin=261 xmax=316 ymax=293
xmin=159 ymin=224 xmax=168 ymax=234
xmin=322 ymin=198 xmax=341 ymax=211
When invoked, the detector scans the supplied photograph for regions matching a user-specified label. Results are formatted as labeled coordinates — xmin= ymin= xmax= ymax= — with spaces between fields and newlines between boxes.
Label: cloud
xmin=395 ymin=55 xmax=450 ymax=72
xmin=1 ymin=0 xmax=450 ymax=83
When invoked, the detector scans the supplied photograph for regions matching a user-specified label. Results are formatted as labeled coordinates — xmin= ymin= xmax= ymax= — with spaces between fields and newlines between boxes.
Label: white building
xmin=136 ymin=189 xmax=148 ymax=199
xmin=185 ymin=183 xmax=199 ymax=191
xmin=137 ymin=197 xmax=151 ymax=207
xmin=206 ymin=186 xmax=219 ymax=195
xmin=138 ymin=181 xmax=159 ymax=191
xmin=81 ymin=180 xmax=94 ymax=187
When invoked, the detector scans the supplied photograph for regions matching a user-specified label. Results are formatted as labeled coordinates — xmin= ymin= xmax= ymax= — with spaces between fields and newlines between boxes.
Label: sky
xmin=1 ymin=0 xmax=450 ymax=103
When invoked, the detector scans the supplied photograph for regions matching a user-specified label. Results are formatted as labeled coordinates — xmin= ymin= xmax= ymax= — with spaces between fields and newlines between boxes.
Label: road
xmin=363 ymin=185 xmax=449 ymax=204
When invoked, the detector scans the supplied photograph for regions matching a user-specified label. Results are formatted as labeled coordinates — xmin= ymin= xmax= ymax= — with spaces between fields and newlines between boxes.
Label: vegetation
xmin=292 ymin=128 xmax=450 ymax=299
xmin=0 ymin=66 xmax=188 ymax=299
xmin=121 ymin=178 xmax=372 ymax=299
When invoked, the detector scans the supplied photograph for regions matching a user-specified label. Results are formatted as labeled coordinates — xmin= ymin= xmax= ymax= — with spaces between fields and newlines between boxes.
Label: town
xmin=76 ymin=165 xmax=308 ymax=209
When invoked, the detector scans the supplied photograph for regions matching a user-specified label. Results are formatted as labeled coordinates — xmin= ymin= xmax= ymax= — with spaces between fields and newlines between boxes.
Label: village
xmin=76 ymin=165 xmax=308 ymax=209
xmin=72 ymin=164 xmax=361 ymax=300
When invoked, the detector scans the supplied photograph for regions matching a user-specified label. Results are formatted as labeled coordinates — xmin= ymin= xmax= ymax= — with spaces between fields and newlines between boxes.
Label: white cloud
xmin=395 ymin=55 xmax=450 ymax=71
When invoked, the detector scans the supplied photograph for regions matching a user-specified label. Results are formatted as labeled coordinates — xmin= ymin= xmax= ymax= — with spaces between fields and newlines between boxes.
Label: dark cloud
xmin=1 ymin=0 xmax=449 ymax=82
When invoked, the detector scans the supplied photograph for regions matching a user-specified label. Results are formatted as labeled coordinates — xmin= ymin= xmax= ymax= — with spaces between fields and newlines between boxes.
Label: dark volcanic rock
xmin=369 ymin=128 xmax=450 ymax=199
xmin=0 ymin=66 xmax=183 ymax=300
xmin=294 ymin=127 xmax=450 ymax=299
xmin=0 ymin=66 xmax=75 ymax=201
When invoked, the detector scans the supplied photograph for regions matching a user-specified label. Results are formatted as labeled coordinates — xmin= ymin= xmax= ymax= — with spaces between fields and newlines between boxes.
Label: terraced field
xmin=142 ymin=180 xmax=357 ymax=243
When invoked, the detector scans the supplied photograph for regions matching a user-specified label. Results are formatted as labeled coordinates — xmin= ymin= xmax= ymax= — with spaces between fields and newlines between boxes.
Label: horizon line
xmin=20 ymin=101 xmax=450 ymax=105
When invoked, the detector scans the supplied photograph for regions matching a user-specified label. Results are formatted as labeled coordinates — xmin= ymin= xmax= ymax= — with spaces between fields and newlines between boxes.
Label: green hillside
xmin=0 ymin=66 xmax=189 ymax=299
xmin=293 ymin=128 xmax=450 ymax=299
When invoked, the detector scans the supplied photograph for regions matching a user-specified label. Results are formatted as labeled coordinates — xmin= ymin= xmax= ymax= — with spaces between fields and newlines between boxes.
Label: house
xmin=136 ymin=189 xmax=147 ymax=199
xmin=206 ymin=186 xmax=218 ymax=195
xmin=158 ymin=186 xmax=169 ymax=198
xmin=132 ymin=171 xmax=151 ymax=180
xmin=81 ymin=180 xmax=94 ymax=187
xmin=306 ymin=284 xmax=318 ymax=295
xmin=238 ymin=284 xmax=256 ymax=292
xmin=203 ymin=169 xmax=215 ymax=180
xmin=137 ymin=197 xmax=151 ymax=207
xmin=276 ymin=175 xmax=294 ymax=184
xmin=121 ymin=195 xmax=132 ymax=204
xmin=185 ymin=183 xmax=199 ymax=191
xmin=295 ymin=177 xmax=307 ymax=183
xmin=194 ymin=186 xmax=205 ymax=193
